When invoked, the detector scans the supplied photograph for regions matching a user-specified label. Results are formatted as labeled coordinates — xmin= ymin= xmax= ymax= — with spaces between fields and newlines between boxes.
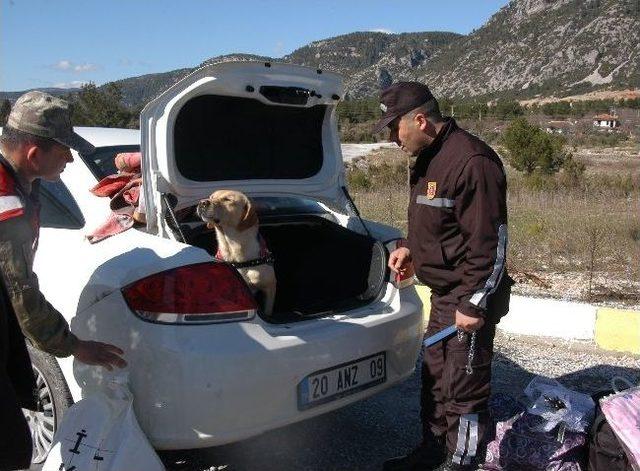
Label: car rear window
xmin=81 ymin=145 xmax=140 ymax=180
xmin=173 ymin=95 xmax=326 ymax=181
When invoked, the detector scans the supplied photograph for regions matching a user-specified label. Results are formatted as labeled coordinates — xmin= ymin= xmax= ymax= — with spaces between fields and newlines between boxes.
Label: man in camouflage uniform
xmin=0 ymin=91 xmax=126 ymax=469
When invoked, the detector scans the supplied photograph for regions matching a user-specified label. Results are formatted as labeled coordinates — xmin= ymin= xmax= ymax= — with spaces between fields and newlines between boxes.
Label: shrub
xmin=502 ymin=117 xmax=570 ymax=175
xmin=557 ymin=154 xmax=586 ymax=188
xmin=347 ymin=168 xmax=372 ymax=190
xmin=540 ymin=101 xmax=573 ymax=118
xmin=368 ymin=162 xmax=406 ymax=187
xmin=523 ymin=171 xmax=556 ymax=191
xmin=491 ymin=99 xmax=524 ymax=120
xmin=339 ymin=120 xmax=381 ymax=143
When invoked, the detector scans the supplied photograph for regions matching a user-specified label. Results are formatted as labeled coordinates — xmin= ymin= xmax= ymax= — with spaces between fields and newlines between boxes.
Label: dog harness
xmin=215 ymin=233 xmax=275 ymax=268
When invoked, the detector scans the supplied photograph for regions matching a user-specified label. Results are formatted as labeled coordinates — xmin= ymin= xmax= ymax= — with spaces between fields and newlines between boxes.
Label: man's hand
xmin=388 ymin=247 xmax=412 ymax=275
xmin=455 ymin=310 xmax=484 ymax=332
xmin=73 ymin=340 xmax=127 ymax=371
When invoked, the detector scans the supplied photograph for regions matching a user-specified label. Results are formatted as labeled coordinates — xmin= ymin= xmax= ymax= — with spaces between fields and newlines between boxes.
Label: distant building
xmin=593 ymin=114 xmax=620 ymax=128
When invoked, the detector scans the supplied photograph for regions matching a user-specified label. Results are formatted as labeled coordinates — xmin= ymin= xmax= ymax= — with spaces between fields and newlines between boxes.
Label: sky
xmin=1 ymin=0 xmax=510 ymax=92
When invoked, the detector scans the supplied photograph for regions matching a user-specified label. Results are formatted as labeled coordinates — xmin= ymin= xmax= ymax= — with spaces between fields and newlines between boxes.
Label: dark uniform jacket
xmin=405 ymin=119 xmax=510 ymax=319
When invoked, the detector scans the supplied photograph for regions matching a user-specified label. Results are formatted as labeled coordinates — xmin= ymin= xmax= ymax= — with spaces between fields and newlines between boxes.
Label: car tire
xmin=22 ymin=345 xmax=73 ymax=465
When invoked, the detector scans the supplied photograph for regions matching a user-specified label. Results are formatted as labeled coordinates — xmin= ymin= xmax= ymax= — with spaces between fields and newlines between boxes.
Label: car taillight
xmin=385 ymin=239 xmax=415 ymax=289
xmin=122 ymin=262 xmax=257 ymax=324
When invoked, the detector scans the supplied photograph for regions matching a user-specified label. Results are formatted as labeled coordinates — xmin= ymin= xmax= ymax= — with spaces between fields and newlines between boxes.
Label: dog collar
xmin=215 ymin=233 xmax=274 ymax=268
xmin=224 ymin=253 xmax=275 ymax=268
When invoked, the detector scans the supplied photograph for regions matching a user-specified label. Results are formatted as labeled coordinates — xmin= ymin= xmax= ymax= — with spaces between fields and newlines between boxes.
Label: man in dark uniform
xmin=0 ymin=91 xmax=127 ymax=470
xmin=377 ymin=83 xmax=512 ymax=471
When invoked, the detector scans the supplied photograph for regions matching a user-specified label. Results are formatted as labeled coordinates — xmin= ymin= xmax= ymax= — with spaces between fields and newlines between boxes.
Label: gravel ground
xmin=157 ymin=331 xmax=639 ymax=471
xmin=492 ymin=330 xmax=640 ymax=398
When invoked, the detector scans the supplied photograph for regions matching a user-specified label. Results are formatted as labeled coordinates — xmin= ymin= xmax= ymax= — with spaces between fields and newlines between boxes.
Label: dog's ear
xmin=237 ymin=200 xmax=258 ymax=231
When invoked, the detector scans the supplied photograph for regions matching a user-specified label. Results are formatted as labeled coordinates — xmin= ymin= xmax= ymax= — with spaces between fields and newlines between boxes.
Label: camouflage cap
xmin=7 ymin=90 xmax=95 ymax=154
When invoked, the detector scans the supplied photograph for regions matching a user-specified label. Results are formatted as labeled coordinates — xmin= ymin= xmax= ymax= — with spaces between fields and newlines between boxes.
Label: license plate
xmin=297 ymin=352 xmax=386 ymax=410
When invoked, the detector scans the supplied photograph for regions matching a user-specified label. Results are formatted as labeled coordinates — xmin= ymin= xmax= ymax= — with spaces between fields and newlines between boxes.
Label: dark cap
xmin=373 ymin=82 xmax=437 ymax=134
xmin=7 ymin=91 xmax=95 ymax=154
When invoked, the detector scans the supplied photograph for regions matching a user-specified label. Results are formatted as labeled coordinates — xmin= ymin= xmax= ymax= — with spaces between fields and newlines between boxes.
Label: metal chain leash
xmin=457 ymin=329 xmax=477 ymax=375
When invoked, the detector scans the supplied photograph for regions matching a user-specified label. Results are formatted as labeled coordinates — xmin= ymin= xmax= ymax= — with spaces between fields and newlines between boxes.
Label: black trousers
xmin=1 ymin=279 xmax=36 ymax=470
xmin=0 ymin=373 xmax=33 ymax=470
xmin=420 ymin=293 xmax=496 ymax=466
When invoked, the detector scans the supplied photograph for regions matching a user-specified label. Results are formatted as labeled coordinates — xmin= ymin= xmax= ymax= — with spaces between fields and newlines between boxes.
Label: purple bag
xmin=484 ymin=393 xmax=587 ymax=470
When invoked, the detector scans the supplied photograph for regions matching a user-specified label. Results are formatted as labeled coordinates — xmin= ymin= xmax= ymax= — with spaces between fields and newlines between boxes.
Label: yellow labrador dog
xmin=197 ymin=190 xmax=276 ymax=317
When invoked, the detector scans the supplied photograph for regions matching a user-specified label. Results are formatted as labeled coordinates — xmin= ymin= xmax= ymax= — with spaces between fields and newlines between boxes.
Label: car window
xmin=39 ymin=180 xmax=85 ymax=229
xmin=81 ymin=145 xmax=140 ymax=180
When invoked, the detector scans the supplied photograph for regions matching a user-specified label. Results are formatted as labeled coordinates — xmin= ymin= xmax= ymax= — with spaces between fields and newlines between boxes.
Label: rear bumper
xmin=69 ymin=284 xmax=423 ymax=449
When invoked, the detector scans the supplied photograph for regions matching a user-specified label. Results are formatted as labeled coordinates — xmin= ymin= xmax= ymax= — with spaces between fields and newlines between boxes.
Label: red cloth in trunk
xmin=86 ymin=212 xmax=135 ymax=244
xmin=87 ymin=152 xmax=144 ymax=244
xmin=90 ymin=174 xmax=136 ymax=197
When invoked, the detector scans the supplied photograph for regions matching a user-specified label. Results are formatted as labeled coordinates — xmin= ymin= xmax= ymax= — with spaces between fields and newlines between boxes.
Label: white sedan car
xmin=23 ymin=61 xmax=423 ymax=463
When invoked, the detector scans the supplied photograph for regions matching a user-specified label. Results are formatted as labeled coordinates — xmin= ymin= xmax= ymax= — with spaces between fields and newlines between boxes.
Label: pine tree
xmin=69 ymin=83 xmax=137 ymax=128
xmin=0 ymin=99 xmax=11 ymax=126
xmin=502 ymin=118 xmax=568 ymax=175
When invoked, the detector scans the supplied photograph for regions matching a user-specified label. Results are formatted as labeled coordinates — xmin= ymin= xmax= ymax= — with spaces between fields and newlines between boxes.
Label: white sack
xmin=43 ymin=376 xmax=164 ymax=471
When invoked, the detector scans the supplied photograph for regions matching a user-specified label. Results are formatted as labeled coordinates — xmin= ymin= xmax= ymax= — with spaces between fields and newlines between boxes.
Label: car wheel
xmin=22 ymin=345 xmax=73 ymax=464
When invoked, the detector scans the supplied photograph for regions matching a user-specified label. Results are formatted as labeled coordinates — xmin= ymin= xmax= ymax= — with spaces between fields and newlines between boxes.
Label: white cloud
xmin=274 ymin=41 xmax=285 ymax=55
xmin=51 ymin=60 xmax=98 ymax=73
xmin=52 ymin=80 xmax=89 ymax=89
xmin=54 ymin=60 xmax=72 ymax=70
xmin=370 ymin=28 xmax=394 ymax=34
xmin=73 ymin=63 xmax=97 ymax=72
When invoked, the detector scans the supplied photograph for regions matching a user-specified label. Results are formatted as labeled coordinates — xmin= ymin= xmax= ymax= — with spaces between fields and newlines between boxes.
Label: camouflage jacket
xmin=0 ymin=152 xmax=78 ymax=357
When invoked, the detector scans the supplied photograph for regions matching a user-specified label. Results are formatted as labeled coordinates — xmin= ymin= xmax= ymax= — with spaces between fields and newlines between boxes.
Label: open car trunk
xmin=140 ymin=61 xmax=391 ymax=322
xmin=186 ymin=215 xmax=388 ymax=323
xmin=140 ymin=61 xmax=349 ymax=233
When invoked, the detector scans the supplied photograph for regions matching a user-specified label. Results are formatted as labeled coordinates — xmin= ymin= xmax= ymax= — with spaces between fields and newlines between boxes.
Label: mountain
xmin=0 ymin=87 xmax=81 ymax=102
xmin=284 ymin=31 xmax=462 ymax=97
xmin=106 ymin=68 xmax=193 ymax=109
xmin=418 ymin=0 xmax=640 ymax=99
xmin=99 ymin=32 xmax=461 ymax=107
xmin=2 ymin=0 xmax=638 ymax=107
xmin=112 ymin=53 xmax=276 ymax=107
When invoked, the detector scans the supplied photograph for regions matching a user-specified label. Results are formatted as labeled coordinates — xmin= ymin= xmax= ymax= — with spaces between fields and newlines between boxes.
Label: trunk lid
xmin=140 ymin=61 xmax=347 ymax=232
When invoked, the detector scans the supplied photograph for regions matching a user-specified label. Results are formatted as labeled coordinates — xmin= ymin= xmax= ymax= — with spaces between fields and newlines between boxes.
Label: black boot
xmin=383 ymin=436 xmax=446 ymax=471
xmin=435 ymin=452 xmax=480 ymax=471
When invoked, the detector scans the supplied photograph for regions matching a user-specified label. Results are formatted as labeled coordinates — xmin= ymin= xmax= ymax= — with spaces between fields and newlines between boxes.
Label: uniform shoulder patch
xmin=426 ymin=181 xmax=437 ymax=200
